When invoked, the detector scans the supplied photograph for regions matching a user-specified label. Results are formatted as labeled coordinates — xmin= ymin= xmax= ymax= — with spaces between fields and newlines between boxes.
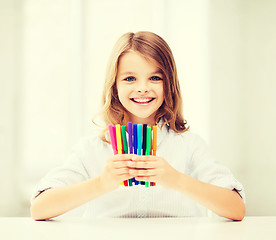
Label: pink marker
xmin=108 ymin=124 xmax=118 ymax=154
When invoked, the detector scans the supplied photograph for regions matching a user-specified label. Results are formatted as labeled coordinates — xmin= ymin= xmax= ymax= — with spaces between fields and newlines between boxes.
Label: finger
xmin=128 ymin=160 xmax=157 ymax=169
xmin=135 ymin=176 xmax=156 ymax=182
xmin=111 ymin=154 xmax=133 ymax=161
xmin=129 ymin=169 xmax=156 ymax=176
xmin=131 ymin=155 xmax=158 ymax=162
xmin=113 ymin=167 xmax=131 ymax=176
xmin=112 ymin=160 xmax=131 ymax=169
xmin=120 ymin=174 xmax=133 ymax=182
xmin=107 ymin=154 xmax=133 ymax=168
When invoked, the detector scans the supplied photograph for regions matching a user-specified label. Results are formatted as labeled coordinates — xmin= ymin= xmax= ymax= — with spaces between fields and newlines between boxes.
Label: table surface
xmin=1 ymin=216 xmax=276 ymax=240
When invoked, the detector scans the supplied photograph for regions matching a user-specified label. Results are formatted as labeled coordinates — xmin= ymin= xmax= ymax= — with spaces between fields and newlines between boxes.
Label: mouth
xmin=130 ymin=98 xmax=155 ymax=104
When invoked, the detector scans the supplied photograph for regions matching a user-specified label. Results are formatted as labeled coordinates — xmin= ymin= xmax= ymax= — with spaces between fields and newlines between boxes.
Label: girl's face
xmin=116 ymin=50 xmax=164 ymax=125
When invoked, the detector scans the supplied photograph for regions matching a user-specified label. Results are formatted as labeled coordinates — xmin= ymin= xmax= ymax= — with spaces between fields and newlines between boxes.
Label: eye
xmin=124 ymin=76 xmax=136 ymax=82
xmin=150 ymin=76 xmax=162 ymax=81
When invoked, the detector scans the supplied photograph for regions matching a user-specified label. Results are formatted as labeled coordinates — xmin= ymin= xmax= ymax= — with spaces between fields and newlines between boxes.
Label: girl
xmin=30 ymin=31 xmax=245 ymax=221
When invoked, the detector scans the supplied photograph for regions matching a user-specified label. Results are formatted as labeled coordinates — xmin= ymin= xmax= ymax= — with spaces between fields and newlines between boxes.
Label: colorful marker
xmin=122 ymin=125 xmax=130 ymax=187
xmin=140 ymin=124 xmax=148 ymax=185
xmin=152 ymin=125 xmax=157 ymax=186
xmin=115 ymin=124 xmax=122 ymax=154
xmin=152 ymin=125 xmax=157 ymax=156
xmin=112 ymin=126 xmax=117 ymax=152
xmin=108 ymin=124 xmax=117 ymax=154
xmin=146 ymin=126 xmax=151 ymax=155
xmin=132 ymin=124 xmax=139 ymax=185
xmin=108 ymin=122 xmax=157 ymax=187
xmin=137 ymin=124 xmax=142 ymax=155
xmin=115 ymin=124 xmax=127 ymax=186
xmin=121 ymin=125 xmax=128 ymax=154
xmin=145 ymin=126 xmax=152 ymax=187
xmin=127 ymin=122 xmax=134 ymax=186
xmin=133 ymin=124 xmax=137 ymax=154
xmin=137 ymin=124 xmax=143 ymax=185
xmin=142 ymin=124 xmax=147 ymax=156
xmin=128 ymin=122 xmax=133 ymax=154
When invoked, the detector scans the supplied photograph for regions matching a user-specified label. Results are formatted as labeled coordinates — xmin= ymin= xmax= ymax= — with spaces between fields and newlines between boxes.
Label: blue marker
xmin=141 ymin=124 xmax=147 ymax=186
xmin=137 ymin=124 xmax=142 ymax=155
xmin=133 ymin=124 xmax=137 ymax=154
xmin=137 ymin=124 xmax=143 ymax=185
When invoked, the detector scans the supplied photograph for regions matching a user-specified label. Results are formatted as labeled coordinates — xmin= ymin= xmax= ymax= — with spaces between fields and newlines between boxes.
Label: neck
xmin=129 ymin=116 xmax=156 ymax=126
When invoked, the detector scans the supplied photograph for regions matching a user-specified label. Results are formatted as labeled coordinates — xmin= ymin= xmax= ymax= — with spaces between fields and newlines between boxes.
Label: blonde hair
xmin=100 ymin=31 xmax=188 ymax=141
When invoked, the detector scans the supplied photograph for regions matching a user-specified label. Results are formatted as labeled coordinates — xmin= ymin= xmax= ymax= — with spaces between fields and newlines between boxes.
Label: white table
xmin=1 ymin=216 xmax=276 ymax=240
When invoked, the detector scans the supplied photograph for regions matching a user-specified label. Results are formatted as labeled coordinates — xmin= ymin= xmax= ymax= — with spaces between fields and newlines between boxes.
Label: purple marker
xmin=132 ymin=124 xmax=139 ymax=185
xmin=127 ymin=122 xmax=133 ymax=154
xmin=127 ymin=122 xmax=134 ymax=186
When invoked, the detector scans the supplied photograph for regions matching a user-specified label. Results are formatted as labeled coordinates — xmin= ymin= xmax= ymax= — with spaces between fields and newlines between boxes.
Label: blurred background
xmin=1 ymin=0 xmax=275 ymax=217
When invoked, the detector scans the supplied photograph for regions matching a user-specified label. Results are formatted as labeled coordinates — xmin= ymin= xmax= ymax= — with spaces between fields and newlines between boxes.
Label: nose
xmin=137 ymin=80 xmax=149 ymax=94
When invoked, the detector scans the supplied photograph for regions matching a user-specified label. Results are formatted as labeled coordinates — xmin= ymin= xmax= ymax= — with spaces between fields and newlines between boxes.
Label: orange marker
xmin=152 ymin=125 xmax=157 ymax=186
xmin=152 ymin=126 xmax=157 ymax=156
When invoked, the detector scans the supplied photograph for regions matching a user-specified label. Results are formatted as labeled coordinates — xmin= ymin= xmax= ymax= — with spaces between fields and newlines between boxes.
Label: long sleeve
xmin=187 ymin=134 xmax=245 ymax=201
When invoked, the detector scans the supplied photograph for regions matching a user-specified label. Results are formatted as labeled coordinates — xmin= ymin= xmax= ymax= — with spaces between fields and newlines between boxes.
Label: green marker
xmin=121 ymin=125 xmax=132 ymax=187
xmin=121 ymin=125 xmax=128 ymax=154
xmin=145 ymin=126 xmax=151 ymax=187
xmin=146 ymin=126 xmax=151 ymax=155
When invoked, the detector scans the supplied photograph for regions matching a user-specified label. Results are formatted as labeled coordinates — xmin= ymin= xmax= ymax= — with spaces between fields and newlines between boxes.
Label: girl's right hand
xmin=99 ymin=154 xmax=133 ymax=193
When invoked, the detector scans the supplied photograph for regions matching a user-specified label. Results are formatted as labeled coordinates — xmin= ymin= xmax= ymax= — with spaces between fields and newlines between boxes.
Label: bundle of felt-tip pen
xmin=108 ymin=122 xmax=157 ymax=187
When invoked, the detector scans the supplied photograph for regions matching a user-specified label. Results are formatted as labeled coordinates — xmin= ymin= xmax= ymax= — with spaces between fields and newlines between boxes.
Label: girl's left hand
xmin=127 ymin=155 xmax=180 ymax=189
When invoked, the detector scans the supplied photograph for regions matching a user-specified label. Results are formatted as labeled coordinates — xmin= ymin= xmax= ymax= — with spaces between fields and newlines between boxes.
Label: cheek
xmin=116 ymin=83 xmax=123 ymax=98
xmin=157 ymin=86 xmax=164 ymax=100
xmin=117 ymin=85 xmax=128 ymax=104
xmin=117 ymin=91 xmax=124 ymax=105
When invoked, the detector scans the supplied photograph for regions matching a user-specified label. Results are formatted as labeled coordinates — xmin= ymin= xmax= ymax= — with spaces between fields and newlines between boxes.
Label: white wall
xmin=166 ymin=0 xmax=211 ymax=142
xmin=241 ymin=0 xmax=276 ymax=215
xmin=0 ymin=0 xmax=21 ymax=216
xmin=209 ymin=0 xmax=243 ymax=171
xmin=210 ymin=0 xmax=276 ymax=215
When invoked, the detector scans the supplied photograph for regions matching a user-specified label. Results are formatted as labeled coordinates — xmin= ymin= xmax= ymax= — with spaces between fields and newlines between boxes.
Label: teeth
xmin=132 ymin=98 xmax=153 ymax=103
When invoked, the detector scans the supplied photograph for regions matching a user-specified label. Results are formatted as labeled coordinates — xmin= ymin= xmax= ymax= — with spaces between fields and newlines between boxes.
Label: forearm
xmin=173 ymin=171 xmax=245 ymax=221
xmin=30 ymin=177 xmax=106 ymax=220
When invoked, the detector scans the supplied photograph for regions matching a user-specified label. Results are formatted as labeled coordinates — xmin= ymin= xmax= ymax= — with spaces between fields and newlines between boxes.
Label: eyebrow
xmin=119 ymin=72 xmax=135 ymax=76
xmin=119 ymin=71 xmax=163 ymax=77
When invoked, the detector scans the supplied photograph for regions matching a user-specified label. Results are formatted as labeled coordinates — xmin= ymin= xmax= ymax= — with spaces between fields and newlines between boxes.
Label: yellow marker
xmin=116 ymin=124 xmax=122 ymax=154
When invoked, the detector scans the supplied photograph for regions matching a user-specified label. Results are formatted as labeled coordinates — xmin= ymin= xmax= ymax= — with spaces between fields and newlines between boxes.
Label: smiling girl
xmin=31 ymin=32 xmax=245 ymax=221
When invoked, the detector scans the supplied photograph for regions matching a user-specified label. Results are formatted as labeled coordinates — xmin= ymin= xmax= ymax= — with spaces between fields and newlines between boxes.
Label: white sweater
xmin=32 ymin=124 xmax=245 ymax=218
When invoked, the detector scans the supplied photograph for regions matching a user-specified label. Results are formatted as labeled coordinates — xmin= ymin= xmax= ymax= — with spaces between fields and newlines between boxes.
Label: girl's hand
xmin=99 ymin=154 xmax=133 ymax=193
xmin=128 ymin=155 xmax=180 ymax=189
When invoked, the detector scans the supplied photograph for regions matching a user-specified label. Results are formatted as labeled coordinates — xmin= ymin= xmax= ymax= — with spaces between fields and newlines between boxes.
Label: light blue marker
xmin=137 ymin=124 xmax=143 ymax=184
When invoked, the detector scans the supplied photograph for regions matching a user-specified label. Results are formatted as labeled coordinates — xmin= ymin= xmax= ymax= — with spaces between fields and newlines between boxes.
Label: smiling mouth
xmin=130 ymin=98 xmax=155 ymax=104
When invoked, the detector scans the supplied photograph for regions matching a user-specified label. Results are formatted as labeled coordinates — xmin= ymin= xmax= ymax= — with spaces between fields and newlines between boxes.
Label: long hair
xmin=100 ymin=31 xmax=188 ymax=141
